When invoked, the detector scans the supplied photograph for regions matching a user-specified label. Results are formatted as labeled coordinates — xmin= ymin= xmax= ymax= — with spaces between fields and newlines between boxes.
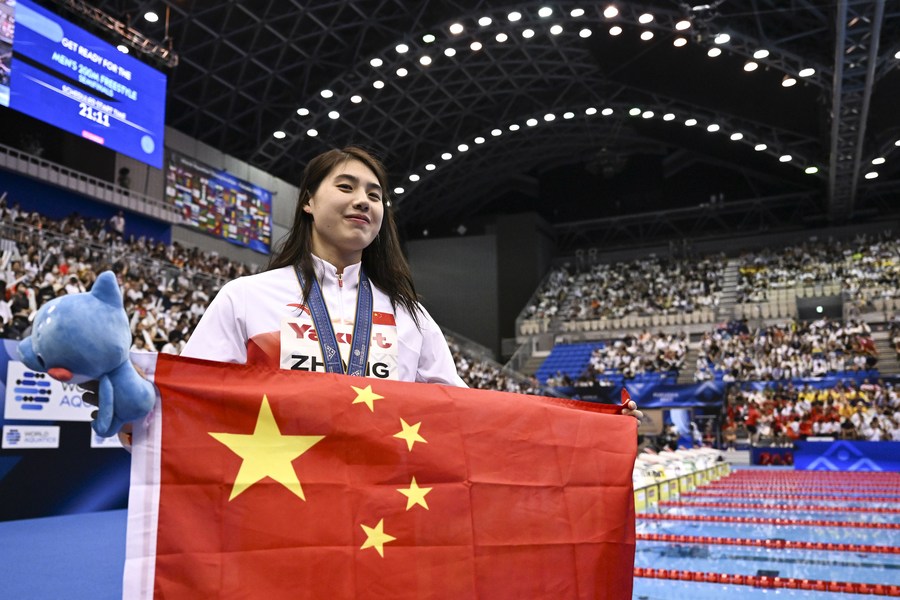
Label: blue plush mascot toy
xmin=17 ymin=271 xmax=156 ymax=437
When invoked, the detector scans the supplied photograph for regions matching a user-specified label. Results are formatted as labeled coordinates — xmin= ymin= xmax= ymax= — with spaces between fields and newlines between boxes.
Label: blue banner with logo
xmin=794 ymin=440 xmax=900 ymax=472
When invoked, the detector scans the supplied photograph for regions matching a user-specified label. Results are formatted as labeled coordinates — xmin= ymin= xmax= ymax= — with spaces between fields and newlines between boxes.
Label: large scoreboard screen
xmin=0 ymin=0 xmax=167 ymax=167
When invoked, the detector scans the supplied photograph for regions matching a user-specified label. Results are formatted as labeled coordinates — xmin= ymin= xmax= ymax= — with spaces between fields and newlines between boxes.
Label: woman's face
xmin=304 ymin=159 xmax=384 ymax=268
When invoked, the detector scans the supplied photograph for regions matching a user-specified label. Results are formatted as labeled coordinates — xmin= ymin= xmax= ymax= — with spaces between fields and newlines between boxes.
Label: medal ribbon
xmin=296 ymin=266 xmax=373 ymax=376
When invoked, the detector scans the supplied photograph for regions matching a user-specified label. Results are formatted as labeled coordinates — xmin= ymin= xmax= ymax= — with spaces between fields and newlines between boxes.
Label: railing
xmin=0 ymin=142 xmax=185 ymax=225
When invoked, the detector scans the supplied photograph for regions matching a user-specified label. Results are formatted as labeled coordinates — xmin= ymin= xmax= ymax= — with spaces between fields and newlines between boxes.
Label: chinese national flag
xmin=124 ymin=355 xmax=636 ymax=599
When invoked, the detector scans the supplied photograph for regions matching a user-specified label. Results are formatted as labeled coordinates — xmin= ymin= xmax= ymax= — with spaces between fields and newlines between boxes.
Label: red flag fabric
xmin=124 ymin=354 xmax=636 ymax=599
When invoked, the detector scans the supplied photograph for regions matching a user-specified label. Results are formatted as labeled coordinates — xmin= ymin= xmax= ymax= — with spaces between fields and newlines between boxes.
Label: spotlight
xmin=798 ymin=67 xmax=816 ymax=77
xmin=550 ymin=25 xmax=563 ymax=35
xmin=396 ymin=43 xmax=409 ymax=54
xmin=663 ymin=113 xmax=675 ymax=121
xmin=642 ymin=111 xmax=654 ymax=119
xmin=864 ymin=171 xmax=878 ymax=179
xmin=804 ymin=166 xmax=818 ymax=174
xmin=753 ymin=49 xmax=770 ymax=59
xmin=116 ymin=44 xmax=129 ymax=54
xmin=708 ymin=48 xmax=722 ymax=57
xmin=522 ymin=29 xmax=535 ymax=38
xmin=420 ymin=56 xmax=432 ymax=66
xmin=396 ymin=68 xmax=408 ymax=77
xmin=782 ymin=75 xmax=797 ymax=87
xmin=707 ymin=124 xmax=720 ymax=132
xmin=444 ymin=48 xmax=457 ymax=57
xmin=373 ymin=80 xmax=385 ymax=89
xmin=585 ymin=107 xmax=598 ymax=115
xmin=779 ymin=154 xmax=792 ymax=162
xmin=544 ymin=113 xmax=556 ymax=121
xmin=580 ymin=29 xmax=592 ymax=38
xmin=641 ymin=31 xmax=654 ymax=41
xmin=638 ymin=13 xmax=654 ymax=24
xmin=675 ymin=20 xmax=691 ymax=30
xmin=422 ymin=34 xmax=436 ymax=43
xmin=350 ymin=95 xmax=362 ymax=103
xmin=496 ymin=33 xmax=509 ymax=42
xmin=296 ymin=108 xmax=310 ymax=116
xmin=601 ymin=108 xmax=613 ymax=116
xmin=479 ymin=17 xmax=492 ymax=26
xmin=458 ymin=143 xmax=469 ymax=151
xmin=754 ymin=143 xmax=767 ymax=151
xmin=425 ymin=164 xmax=436 ymax=171
xmin=509 ymin=124 xmax=520 ymax=131
xmin=538 ymin=7 xmax=553 ymax=17
xmin=328 ymin=111 xmax=340 ymax=119
xmin=449 ymin=23 xmax=464 ymax=35
xmin=872 ymin=157 xmax=886 ymax=165
xmin=470 ymin=41 xmax=482 ymax=51
xmin=629 ymin=107 xmax=641 ymax=116
xmin=730 ymin=132 xmax=744 ymax=140
xmin=526 ymin=118 xmax=538 ymax=126
xmin=673 ymin=37 xmax=687 ymax=47
xmin=442 ymin=153 xmax=452 ymax=160
xmin=491 ymin=129 xmax=502 ymax=136
xmin=714 ymin=33 xmax=730 ymax=44
xmin=370 ymin=58 xmax=383 ymax=67
xmin=744 ymin=61 xmax=758 ymax=72
xmin=571 ymin=8 xmax=585 ymax=18
xmin=603 ymin=6 xmax=619 ymax=19
xmin=144 ymin=11 xmax=159 ymax=23
xmin=508 ymin=11 xmax=522 ymax=22
xmin=474 ymin=136 xmax=485 ymax=144
xmin=685 ymin=118 xmax=697 ymax=126
xmin=320 ymin=89 xmax=334 ymax=98
xmin=307 ymin=129 xmax=318 ymax=137
xmin=273 ymin=131 xmax=286 ymax=139
xmin=609 ymin=26 xmax=622 ymax=36
xmin=394 ymin=187 xmax=405 ymax=194
xmin=563 ymin=111 xmax=575 ymax=119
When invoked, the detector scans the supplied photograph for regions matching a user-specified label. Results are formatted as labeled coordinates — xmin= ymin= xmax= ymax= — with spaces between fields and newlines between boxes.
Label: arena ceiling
xmin=56 ymin=0 xmax=900 ymax=250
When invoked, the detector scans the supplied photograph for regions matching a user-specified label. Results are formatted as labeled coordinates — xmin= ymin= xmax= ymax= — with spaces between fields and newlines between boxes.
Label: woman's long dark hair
xmin=267 ymin=146 xmax=421 ymax=324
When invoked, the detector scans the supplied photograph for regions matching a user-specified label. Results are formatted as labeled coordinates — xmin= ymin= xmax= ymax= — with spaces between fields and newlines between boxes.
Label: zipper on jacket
xmin=337 ymin=272 xmax=343 ymax=288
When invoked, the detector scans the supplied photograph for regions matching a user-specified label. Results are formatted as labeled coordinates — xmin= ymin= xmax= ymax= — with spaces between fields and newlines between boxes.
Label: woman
xmin=181 ymin=146 xmax=464 ymax=385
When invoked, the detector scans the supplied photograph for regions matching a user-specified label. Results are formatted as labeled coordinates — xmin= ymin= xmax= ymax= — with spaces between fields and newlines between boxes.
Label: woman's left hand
xmin=622 ymin=400 xmax=643 ymax=421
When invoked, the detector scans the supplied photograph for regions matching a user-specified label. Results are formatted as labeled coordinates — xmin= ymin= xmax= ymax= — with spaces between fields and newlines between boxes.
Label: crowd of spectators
xmin=724 ymin=380 xmax=900 ymax=444
xmin=584 ymin=331 xmax=688 ymax=380
xmin=523 ymin=254 xmax=724 ymax=322
xmin=736 ymin=233 xmax=900 ymax=306
xmin=695 ymin=318 xmax=878 ymax=382
xmin=0 ymin=200 xmax=255 ymax=350
xmin=446 ymin=337 xmax=542 ymax=394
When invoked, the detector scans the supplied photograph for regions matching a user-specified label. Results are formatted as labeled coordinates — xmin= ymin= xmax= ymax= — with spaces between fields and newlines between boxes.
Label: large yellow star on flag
xmin=393 ymin=418 xmax=427 ymax=451
xmin=360 ymin=518 xmax=396 ymax=557
xmin=397 ymin=476 xmax=432 ymax=510
xmin=351 ymin=384 xmax=383 ymax=412
xmin=209 ymin=395 xmax=324 ymax=501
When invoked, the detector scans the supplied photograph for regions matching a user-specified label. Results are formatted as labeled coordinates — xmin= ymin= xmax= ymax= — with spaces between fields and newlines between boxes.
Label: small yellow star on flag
xmin=397 ymin=476 xmax=432 ymax=510
xmin=360 ymin=518 xmax=396 ymax=557
xmin=209 ymin=395 xmax=324 ymax=501
xmin=351 ymin=384 xmax=383 ymax=412
xmin=393 ymin=418 xmax=427 ymax=451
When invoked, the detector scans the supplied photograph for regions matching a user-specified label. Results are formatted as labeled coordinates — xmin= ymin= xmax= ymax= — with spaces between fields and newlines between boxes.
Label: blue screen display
xmin=0 ymin=0 xmax=167 ymax=168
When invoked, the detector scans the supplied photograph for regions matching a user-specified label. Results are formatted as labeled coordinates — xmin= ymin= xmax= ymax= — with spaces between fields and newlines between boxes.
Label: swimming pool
xmin=631 ymin=469 xmax=900 ymax=598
